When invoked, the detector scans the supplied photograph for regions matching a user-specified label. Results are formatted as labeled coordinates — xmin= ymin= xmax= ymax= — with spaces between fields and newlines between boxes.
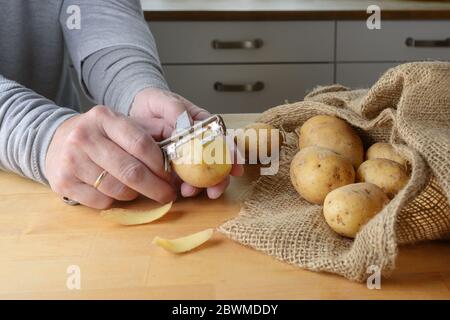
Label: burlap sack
xmin=219 ymin=62 xmax=450 ymax=282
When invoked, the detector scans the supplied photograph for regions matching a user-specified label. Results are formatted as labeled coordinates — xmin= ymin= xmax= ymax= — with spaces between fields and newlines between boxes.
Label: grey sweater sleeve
xmin=61 ymin=0 xmax=169 ymax=115
xmin=0 ymin=75 xmax=78 ymax=184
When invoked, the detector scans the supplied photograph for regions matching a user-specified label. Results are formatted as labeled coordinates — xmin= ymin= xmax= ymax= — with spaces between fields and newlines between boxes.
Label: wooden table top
xmin=0 ymin=113 xmax=449 ymax=299
xmin=141 ymin=0 xmax=450 ymax=20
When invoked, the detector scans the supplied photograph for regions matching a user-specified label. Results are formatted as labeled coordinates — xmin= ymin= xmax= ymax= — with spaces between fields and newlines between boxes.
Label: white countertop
xmin=140 ymin=0 xmax=450 ymax=12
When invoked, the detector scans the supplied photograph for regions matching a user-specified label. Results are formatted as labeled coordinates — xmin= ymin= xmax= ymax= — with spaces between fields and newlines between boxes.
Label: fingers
xmin=180 ymin=162 xmax=242 ymax=199
xmin=59 ymin=179 xmax=114 ymax=210
xmin=231 ymin=163 xmax=244 ymax=177
xmin=140 ymin=89 xmax=210 ymax=139
xmin=131 ymin=88 xmax=211 ymax=142
xmin=67 ymin=108 xmax=176 ymax=204
xmin=47 ymin=105 xmax=179 ymax=208
xmin=146 ymin=90 xmax=187 ymax=132
xmin=180 ymin=177 xmax=230 ymax=200
xmin=180 ymin=97 xmax=211 ymax=121
xmin=207 ymin=177 xmax=230 ymax=199
xmin=73 ymin=153 xmax=139 ymax=202
xmin=141 ymin=118 xmax=171 ymax=142
xmin=84 ymin=135 xmax=176 ymax=204
xmin=181 ymin=183 xmax=203 ymax=198
xmin=171 ymin=93 xmax=210 ymax=121
xmin=96 ymin=110 xmax=170 ymax=182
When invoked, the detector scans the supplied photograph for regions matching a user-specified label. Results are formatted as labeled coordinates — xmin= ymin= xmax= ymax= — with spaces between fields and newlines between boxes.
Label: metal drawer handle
xmin=214 ymin=81 xmax=265 ymax=92
xmin=212 ymin=39 xmax=263 ymax=49
xmin=405 ymin=37 xmax=450 ymax=48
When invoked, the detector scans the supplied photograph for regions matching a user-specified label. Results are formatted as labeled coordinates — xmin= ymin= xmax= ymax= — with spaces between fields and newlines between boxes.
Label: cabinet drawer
xmin=150 ymin=21 xmax=334 ymax=63
xmin=336 ymin=63 xmax=399 ymax=88
xmin=163 ymin=64 xmax=334 ymax=113
xmin=337 ymin=21 xmax=450 ymax=62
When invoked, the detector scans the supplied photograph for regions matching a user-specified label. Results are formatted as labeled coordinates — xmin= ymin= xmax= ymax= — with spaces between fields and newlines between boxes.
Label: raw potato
xmin=323 ymin=183 xmax=389 ymax=238
xmin=298 ymin=115 xmax=364 ymax=167
xmin=357 ymin=159 xmax=409 ymax=198
xmin=101 ymin=202 xmax=173 ymax=226
xmin=290 ymin=146 xmax=355 ymax=204
xmin=235 ymin=122 xmax=282 ymax=163
xmin=172 ymin=135 xmax=232 ymax=188
xmin=153 ymin=228 xmax=214 ymax=253
xmin=366 ymin=142 xmax=408 ymax=168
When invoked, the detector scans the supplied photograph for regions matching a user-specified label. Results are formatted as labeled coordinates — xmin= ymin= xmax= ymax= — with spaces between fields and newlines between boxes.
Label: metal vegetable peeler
xmin=158 ymin=111 xmax=227 ymax=171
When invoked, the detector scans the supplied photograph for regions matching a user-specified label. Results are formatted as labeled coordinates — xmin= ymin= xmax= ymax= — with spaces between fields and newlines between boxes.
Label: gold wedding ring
xmin=93 ymin=170 xmax=108 ymax=189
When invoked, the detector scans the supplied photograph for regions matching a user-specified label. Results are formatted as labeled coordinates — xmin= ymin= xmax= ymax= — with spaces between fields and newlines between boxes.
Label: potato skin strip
xmin=152 ymin=228 xmax=214 ymax=253
xmin=101 ymin=202 xmax=173 ymax=226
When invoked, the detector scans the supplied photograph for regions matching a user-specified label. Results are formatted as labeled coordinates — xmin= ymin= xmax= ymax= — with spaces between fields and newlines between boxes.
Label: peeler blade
xmin=176 ymin=111 xmax=193 ymax=132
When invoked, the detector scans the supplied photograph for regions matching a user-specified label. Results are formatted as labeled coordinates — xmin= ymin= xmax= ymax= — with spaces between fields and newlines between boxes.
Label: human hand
xmin=45 ymin=105 xmax=176 ymax=209
xmin=130 ymin=87 xmax=210 ymax=141
xmin=130 ymin=87 xmax=244 ymax=199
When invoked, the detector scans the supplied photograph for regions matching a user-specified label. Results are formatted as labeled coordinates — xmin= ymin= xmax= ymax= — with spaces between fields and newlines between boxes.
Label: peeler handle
xmin=162 ymin=152 xmax=171 ymax=172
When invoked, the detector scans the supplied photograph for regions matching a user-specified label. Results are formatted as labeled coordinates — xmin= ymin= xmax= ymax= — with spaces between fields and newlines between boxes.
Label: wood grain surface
xmin=0 ymin=114 xmax=449 ymax=299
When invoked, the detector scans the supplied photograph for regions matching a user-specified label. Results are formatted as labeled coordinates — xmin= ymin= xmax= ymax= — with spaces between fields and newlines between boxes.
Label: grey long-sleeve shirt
xmin=0 ymin=0 xmax=169 ymax=184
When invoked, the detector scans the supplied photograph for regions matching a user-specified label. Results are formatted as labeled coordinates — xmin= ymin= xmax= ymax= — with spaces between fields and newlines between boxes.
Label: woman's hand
xmin=45 ymin=105 xmax=176 ymax=209
xmin=130 ymin=88 xmax=244 ymax=199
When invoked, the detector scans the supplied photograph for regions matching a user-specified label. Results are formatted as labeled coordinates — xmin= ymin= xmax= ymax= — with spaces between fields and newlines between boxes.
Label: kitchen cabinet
xmin=151 ymin=19 xmax=450 ymax=111
xmin=335 ymin=20 xmax=450 ymax=87
xmin=163 ymin=64 xmax=333 ymax=113
xmin=151 ymin=21 xmax=335 ymax=112
xmin=150 ymin=21 xmax=334 ymax=63
xmin=337 ymin=20 xmax=450 ymax=62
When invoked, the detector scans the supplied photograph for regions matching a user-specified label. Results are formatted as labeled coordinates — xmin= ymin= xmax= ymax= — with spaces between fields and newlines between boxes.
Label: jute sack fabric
xmin=219 ymin=62 xmax=450 ymax=282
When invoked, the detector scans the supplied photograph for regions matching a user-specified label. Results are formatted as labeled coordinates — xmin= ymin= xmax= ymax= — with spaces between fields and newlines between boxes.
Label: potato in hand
xmin=172 ymin=135 xmax=232 ymax=188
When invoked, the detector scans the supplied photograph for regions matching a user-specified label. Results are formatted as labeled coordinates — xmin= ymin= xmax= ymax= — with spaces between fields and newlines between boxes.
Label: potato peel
xmin=153 ymin=228 xmax=214 ymax=253
xmin=101 ymin=202 xmax=173 ymax=226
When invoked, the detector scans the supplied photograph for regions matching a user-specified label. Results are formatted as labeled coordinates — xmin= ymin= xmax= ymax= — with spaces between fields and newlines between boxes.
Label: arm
xmin=60 ymin=0 xmax=243 ymax=200
xmin=0 ymin=74 xmax=77 ymax=183
xmin=60 ymin=0 xmax=169 ymax=115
